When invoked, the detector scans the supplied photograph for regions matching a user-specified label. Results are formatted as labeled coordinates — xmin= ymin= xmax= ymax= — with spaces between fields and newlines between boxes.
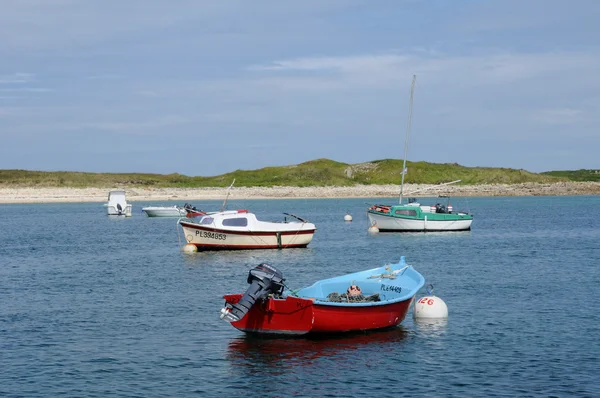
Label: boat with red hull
xmin=220 ymin=257 xmax=425 ymax=335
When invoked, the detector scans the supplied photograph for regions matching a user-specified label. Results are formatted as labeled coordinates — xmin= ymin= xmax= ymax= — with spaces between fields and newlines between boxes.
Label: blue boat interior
xmin=290 ymin=256 xmax=425 ymax=306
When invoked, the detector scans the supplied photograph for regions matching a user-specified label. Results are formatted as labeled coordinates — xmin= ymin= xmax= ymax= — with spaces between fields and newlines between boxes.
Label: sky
xmin=1 ymin=0 xmax=599 ymax=176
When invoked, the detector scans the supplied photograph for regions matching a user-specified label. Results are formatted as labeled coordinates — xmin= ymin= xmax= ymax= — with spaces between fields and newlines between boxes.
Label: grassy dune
xmin=541 ymin=169 xmax=600 ymax=182
xmin=0 ymin=158 xmax=585 ymax=188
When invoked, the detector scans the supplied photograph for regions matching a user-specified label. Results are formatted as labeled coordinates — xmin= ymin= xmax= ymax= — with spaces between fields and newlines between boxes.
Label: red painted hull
xmin=192 ymin=242 xmax=311 ymax=250
xmin=223 ymin=294 xmax=414 ymax=335
xmin=185 ymin=211 xmax=206 ymax=218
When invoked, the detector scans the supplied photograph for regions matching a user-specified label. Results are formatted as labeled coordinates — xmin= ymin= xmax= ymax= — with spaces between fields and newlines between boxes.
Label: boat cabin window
xmin=222 ymin=217 xmax=248 ymax=227
xmin=395 ymin=209 xmax=417 ymax=216
xmin=199 ymin=217 xmax=214 ymax=225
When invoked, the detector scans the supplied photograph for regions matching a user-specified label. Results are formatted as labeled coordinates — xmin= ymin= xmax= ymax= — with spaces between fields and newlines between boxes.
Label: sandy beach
xmin=0 ymin=182 xmax=598 ymax=203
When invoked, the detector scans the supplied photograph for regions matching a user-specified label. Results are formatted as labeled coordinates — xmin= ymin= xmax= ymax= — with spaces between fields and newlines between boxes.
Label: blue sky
xmin=1 ymin=0 xmax=599 ymax=176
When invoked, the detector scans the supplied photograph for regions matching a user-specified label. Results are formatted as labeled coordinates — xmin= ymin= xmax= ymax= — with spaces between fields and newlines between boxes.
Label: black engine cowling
xmin=220 ymin=263 xmax=285 ymax=322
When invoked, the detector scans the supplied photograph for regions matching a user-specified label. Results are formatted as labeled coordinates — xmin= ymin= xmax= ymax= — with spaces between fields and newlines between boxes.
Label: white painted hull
xmin=142 ymin=206 xmax=185 ymax=217
xmin=180 ymin=222 xmax=315 ymax=250
xmin=106 ymin=190 xmax=132 ymax=217
xmin=367 ymin=213 xmax=472 ymax=231
xmin=107 ymin=204 xmax=132 ymax=217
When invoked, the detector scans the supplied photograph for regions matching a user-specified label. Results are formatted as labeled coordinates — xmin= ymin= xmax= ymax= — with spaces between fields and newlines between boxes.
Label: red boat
xmin=220 ymin=257 xmax=425 ymax=335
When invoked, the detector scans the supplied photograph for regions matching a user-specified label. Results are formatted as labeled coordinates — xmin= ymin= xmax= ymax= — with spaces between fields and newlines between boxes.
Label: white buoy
xmin=414 ymin=284 xmax=448 ymax=319
xmin=344 ymin=213 xmax=353 ymax=222
xmin=182 ymin=243 xmax=198 ymax=253
xmin=368 ymin=222 xmax=379 ymax=234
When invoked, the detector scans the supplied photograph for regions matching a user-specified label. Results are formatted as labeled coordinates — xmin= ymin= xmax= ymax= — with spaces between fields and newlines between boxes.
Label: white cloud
xmin=248 ymin=54 xmax=411 ymax=73
xmin=0 ymin=88 xmax=52 ymax=93
xmin=0 ymin=107 xmax=23 ymax=118
xmin=0 ymin=1 xmax=365 ymax=54
xmin=10 ymin=48 xmax=599 ymax=139
xmin=454 ymin=0 xmax=599 ymax=34
xmin=65 ymin=114 xmax=192 ymax=133
xmin=248 ymin=50 xmax=600 ymax=87
xmin=86 ymin=74 xmax=123 ymax=80
xmin=236 ymin=49 xmax=600 ymax=132
xmin=530 ymin=108 xmax=585 ymax=125
xmin=0 ymin=73 xmax=35 ymax=84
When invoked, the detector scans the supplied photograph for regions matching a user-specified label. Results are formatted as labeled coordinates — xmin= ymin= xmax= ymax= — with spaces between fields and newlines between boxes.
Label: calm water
xmin=1 ymin=196 xmax=599 ymax=397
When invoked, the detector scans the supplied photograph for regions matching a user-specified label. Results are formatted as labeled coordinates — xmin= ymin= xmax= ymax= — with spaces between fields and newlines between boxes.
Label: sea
xmin=1 ymin=195 xmax=599 ymax=397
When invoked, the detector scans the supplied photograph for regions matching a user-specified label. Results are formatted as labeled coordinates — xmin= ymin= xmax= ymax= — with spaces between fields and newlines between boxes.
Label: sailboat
xmin=366 ymin=75 xmax=473 ymax=232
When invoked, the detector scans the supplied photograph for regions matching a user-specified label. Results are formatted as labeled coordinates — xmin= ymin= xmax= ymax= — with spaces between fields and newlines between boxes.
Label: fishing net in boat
xmin=326 ymin=293 xmax=381 ymax=303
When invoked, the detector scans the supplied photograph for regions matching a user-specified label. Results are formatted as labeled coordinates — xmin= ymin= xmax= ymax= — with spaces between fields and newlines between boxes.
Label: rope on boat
xmin=464 ymin=196 xmax=472 ymax=215
xmin=426 ymin=283 xmax=434 ymax=295
xmin=176 ymin=218 xmax=183 ymax=249
xmin=282 ymin=281 xmax=299 ymax=297
xmin=249 ymin=218 xmax=308 ymax=249
xmin=278 ymin=214 xmax=310 ymax=248
xmin=326 ymin=292 xmax=381 ymax=303
xmin=249 ymin=233 xmax=271 ymax=248
xmin=284 ymin=223 xmax=307 ymax=248
xmin=368 ymin=265 xmax=410 ymax=280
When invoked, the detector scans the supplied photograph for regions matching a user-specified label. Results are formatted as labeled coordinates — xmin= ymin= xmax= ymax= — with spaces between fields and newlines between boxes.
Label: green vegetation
xmin=541 ymin=169 xmax=600 ymax=182
xmin=0 ymin=158 xmax=575 ymax=188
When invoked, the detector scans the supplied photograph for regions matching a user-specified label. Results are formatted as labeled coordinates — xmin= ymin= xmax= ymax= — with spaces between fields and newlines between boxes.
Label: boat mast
xmin=399 ymin=74 xmax=416 ymax=204
xmin=220 ymin=179 xmax=236 ymax=212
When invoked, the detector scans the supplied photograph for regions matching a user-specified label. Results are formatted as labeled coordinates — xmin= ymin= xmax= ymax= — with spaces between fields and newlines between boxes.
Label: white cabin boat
xmin=178 ymin=210 xmax=316 ymax=250
xmin=106 ymin=190 xmax=132 ymax=217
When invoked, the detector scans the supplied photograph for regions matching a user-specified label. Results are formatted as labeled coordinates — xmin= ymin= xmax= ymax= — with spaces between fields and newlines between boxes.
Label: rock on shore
xmin=0 ymin=182 xmax=598 ymax=203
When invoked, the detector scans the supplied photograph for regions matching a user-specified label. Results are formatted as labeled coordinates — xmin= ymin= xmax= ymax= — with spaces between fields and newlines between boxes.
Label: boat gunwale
xmin=292 ymin=264 xmax=425 ymax=306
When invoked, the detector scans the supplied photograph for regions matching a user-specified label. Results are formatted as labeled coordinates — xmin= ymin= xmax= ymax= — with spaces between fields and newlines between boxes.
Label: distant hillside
xmin=541 ymin=169 xmax=600 ymax=182
xmin=0 ymin=158 xmax=569 ymax=188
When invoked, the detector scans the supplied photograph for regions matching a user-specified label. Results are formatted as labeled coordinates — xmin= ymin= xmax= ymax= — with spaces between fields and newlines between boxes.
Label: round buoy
xmin=414 ymin=295 xmax=448 ymax=319
xmin=344 ymin=213 xmax=353 ymax=222
xmin=368 ymin=223 xmax=379 ymax=234
xmin=182 ymin=243 xmax=198 ymax=253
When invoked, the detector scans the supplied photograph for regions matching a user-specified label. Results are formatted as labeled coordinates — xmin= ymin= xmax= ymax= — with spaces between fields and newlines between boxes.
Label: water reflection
xmin=226 ymin=327 xmax=410 ymax=371
xmin=106 ymin=215 xmax=129 ymax=221
xmin=414 ymin=318 xmax=448 ymax=338
xmin=179 ymin=248 xmax=321 ymax=285
xmin=182 ymin=247 xmax=315 ymax=264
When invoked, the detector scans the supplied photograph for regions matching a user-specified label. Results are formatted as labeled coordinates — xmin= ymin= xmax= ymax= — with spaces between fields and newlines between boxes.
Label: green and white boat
xmin=366 ymin=75 xmax=473 ymax=232
xmin=367 ymin=196 xmax=473 ymax=232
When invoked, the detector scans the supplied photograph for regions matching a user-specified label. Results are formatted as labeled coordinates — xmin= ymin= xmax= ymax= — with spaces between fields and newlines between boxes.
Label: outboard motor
xmin=220 ymin=263 xmax=285 ymax=322
xmin=116 ymin=203 xmax=123 ymax=215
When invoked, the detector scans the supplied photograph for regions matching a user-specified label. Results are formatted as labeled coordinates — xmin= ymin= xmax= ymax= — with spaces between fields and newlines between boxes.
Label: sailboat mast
xmin=399 ymin=74 xmax=416 ymax=204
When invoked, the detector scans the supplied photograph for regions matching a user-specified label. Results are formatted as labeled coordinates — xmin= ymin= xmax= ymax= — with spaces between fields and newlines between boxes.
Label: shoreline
xmin=0 ymin=182 xmax=598 ymax=203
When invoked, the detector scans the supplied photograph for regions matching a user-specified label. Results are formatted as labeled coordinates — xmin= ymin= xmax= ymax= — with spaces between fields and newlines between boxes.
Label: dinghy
xmin=220 ymin=256 xmax=425 ymax=335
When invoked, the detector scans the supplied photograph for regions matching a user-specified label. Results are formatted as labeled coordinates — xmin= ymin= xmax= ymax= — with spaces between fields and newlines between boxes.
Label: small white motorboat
xmin=142 ymin=203 xmax=206 ymax=217
xmin=106 ymin=190 xmax=132 ymax=217
xmin=142 ymin=205 xmax=187 ymax=217
xmin=178 ymin=210 xmax=316 ymax=250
